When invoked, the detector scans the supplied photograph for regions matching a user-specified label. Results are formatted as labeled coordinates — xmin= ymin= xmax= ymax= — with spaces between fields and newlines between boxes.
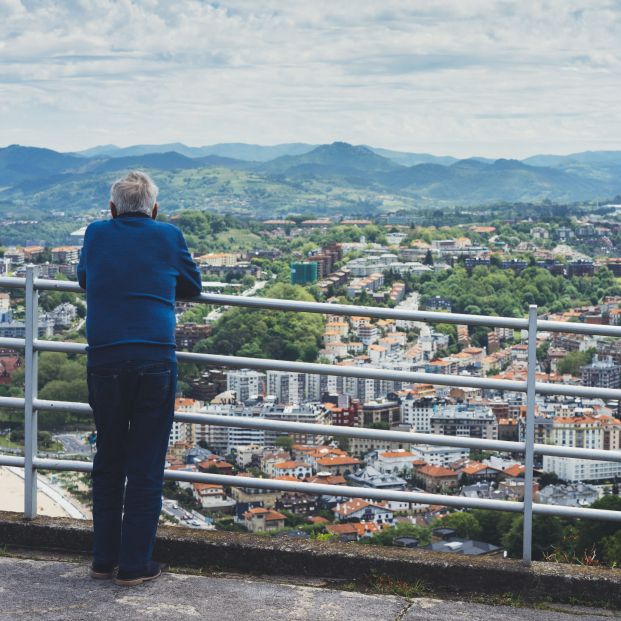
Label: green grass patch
xmin=0 ymin=434 xmax=21 ymax=449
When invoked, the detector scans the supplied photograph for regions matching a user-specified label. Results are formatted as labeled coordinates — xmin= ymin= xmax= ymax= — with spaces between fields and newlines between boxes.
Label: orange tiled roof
xmin=273 ymin=460 xmax=310 ymax=470
xmin=307 ymin=516 xmax=330 ymax=524
xmin=243 ymin=508 xmax=286 ymax=521
xmin=503 ymin=464 xmax=526 ymax=478
xmin=335 ymin=498 xmax=388 ymax=517
xmin=417 ymin=465 xmax=457 ymax=478
xmin=317 ymin=456 xmax=361 ymax=466
xmin=379 ymin=451 xmax=416 ymax=459
xmin=326 ymin=521 xmax=382 ymax=536
xmin=193 ymin=482 xmax=223 ymax=491
xmin=308 ymin=474 xmax=347 ymax=485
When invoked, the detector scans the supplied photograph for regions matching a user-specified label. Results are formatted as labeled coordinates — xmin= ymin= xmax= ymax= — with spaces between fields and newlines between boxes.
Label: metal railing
xmin=1 ymin=267 xmax=621 ymax=566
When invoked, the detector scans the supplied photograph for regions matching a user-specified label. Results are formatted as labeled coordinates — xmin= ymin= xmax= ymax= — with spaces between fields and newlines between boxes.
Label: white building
xmin=198 ymin=400 xmax=331 ymax=453
xmin=268 ymin=460 xmax=313 ymax=479
xmin=227 ymin=369 xmax=266 ymax=402
xmin=168 ymin=398 xmax=203 ymax=447
xmin=542 ymin=414 xmax=621 ymax=482
xmin=542 ymin=455 xmax=621 ymax=482
xmin=400 ymin=396 xmax=438 ymax=433
xmin=371 ymin=449 xmax=417 ymax=475
xmin=410 ymin=444 xmax=470 ymax=467
xmin=266 ymin=371 xmax=324 ymax=404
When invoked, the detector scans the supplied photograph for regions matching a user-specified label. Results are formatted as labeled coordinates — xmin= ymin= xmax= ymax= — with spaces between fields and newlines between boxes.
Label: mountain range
xmin=1 ymin=141 xmax=620 ymax=217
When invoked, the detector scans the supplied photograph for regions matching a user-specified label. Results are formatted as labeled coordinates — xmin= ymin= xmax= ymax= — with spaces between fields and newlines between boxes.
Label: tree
xmin=575 ymin=495 xmax=621 ymax=558
xmin=439 ymin=512 xmax=482 ymax=540
xmin=471 ymin=510 xmax=515 ymax=546
xmin=275 ymin=436 xmax=294 ymax=452
xmin=557 ymin=349 xmax=595 ymax=376
xmin=537 ymin=472 xmax=560 ymax=489
xmin=196 ymin=283 xmax=324 ymax=363
xmin=502 ymin=515 xmax=564 ymax=560
xmin=361 ymin=521 xmax=432 ymax=547
xmin=602 ymin=530 xmax=621 ymax=566
xmin=337 ymin=436 xmax=350 ymax=453
xmin=423 ymin=249 xmax=434 ymax=266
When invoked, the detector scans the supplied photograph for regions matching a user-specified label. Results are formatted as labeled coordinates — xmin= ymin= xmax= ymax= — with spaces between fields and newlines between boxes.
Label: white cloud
xmin=0 ymin=0 xmax=619 ymax=157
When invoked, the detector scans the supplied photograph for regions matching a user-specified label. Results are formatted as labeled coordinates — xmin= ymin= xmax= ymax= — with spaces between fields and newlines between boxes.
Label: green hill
xmin=1 ymin=142 xmax=620 ymax=218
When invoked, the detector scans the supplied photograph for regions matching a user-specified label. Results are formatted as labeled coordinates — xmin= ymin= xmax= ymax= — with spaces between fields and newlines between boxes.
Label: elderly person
xmin=77 ymin=171 xmax=202 ymax=586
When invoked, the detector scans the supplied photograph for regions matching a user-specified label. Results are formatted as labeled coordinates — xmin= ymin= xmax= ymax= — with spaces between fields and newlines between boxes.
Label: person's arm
xmin=175 ymin=228 xmax=202 ymax=298
xmin=76 ymin=229 xmax=89 ymax=289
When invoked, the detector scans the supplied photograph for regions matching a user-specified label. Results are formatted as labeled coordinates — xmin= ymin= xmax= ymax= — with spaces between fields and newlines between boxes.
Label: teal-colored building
xmin=290 ymin=262 xmax=318 ymax=284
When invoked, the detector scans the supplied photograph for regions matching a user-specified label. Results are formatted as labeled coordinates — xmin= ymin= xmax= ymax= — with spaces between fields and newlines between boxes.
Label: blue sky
xmin=0 ymin=0 xmax=620 ymax=158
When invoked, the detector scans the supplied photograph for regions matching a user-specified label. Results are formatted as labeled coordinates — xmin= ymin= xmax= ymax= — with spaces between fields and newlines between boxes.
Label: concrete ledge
xmin=1 ymin=510 xmax=620 ymax=607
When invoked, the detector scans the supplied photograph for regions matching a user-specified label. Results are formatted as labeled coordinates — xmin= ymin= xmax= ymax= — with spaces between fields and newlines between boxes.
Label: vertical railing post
xmin=24 ymin=265 xmax=39 ymax=518
xmin=522 ymin=304 xmax=538 ymax=565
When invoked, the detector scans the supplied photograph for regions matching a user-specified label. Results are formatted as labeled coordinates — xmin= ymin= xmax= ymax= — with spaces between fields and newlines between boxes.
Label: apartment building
xmin=430 ymin=405 xmax=498 ymax=440
xmin=542 ymin=414 xmax=621 ymax=481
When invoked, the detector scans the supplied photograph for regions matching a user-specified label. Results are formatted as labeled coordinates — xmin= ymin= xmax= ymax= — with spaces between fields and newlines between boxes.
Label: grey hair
xmin=110 ymin=171 xmax=158 ymax=215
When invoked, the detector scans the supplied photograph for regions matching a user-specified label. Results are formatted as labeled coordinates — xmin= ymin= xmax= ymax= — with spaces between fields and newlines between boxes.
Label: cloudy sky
xmin=1 ymin=0 xmax=620 ymax=158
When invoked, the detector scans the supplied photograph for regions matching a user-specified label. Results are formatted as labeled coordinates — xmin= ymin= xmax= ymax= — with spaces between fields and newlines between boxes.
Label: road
xmin=54 ymin=433 xmax=92 ymax=456
xmin=162 ymin=498 xmax=215 ymax=530
xmin=206 ymin=278 xmax=268 ymax=324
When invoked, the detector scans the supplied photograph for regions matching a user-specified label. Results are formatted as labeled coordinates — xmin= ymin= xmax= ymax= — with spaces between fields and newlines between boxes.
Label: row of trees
xmin=414 ymin=265 xmax=620 ymax=317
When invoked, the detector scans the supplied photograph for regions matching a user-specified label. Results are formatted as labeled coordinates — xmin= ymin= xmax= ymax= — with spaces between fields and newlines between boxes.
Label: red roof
xmin=243 ymin=508 xmax=286 ymax=521
xmin=334 ymin=498 xmax=389 ymax=518
xmin=317 ymin=456 xmax=361 ymax=466
xmin=503 ymin=464 xmax=526 ymax=478
xmin=417 ymin=465 xmax=457 ymax=478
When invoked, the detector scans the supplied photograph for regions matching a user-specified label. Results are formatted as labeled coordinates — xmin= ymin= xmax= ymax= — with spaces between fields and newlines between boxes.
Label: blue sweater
xmin=77 ymin=212 xmax=202 ymax=366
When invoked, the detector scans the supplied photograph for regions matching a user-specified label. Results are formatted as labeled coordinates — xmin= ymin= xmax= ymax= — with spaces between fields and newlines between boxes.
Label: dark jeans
xmin=87 ymin=359 xmax=177 ymax=572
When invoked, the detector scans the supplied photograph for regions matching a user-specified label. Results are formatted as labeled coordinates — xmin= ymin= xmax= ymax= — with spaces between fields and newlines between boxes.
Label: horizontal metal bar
xmin=33 ymin=278 xmax=80 ymax=293
xmin=534 ymin=444 xmax=621 ymax=462
xmin=535 ymin=382 xmax=621 ymax=401
xmin=537 ymin=319 xmax=621 ymax=338
xmin=176 ymin=413 xmax=621 ymax=463
xmin=0 ymin=337 xmax=26 ymax=350
xmin=0 ymin=276 xmax=26 ymax=290
xmin=196 ymin=292 xmax=531 ymax=330
xmin=532 ymin=503 xmax=621 ymax=522
xmin=33 ymin=339 xmax=529 ymax=392
xmin=0 ymin=396 xmax=26 ymax=409
xmin=0 ymin=455 xmax=25 ymax=467
xmin=0 ymin=276 xmax=618 ymax=337
xmin=179 ymin=350 xmax=527 ymax=391
xmin=33 ymin=398 xmax=91 ymax=415
xmin=34 ymin=340 xmax=86 ymax=354
xmin=175 ymin=412 xmax=525 ymax=452
xmin=10 ymin=398 xmax=621 ymax=463
xmin=26 ymin=277 xmax=528 ymax=328
xmin=30 ymin=457 xmax=524 ymax=512
xmin=14 ymin=458 xmax=621 ymax=522
xmin=34 ymin=457 xmax=92 ymax=473
xmin=27 ymin=340 xmax=621 ymax=401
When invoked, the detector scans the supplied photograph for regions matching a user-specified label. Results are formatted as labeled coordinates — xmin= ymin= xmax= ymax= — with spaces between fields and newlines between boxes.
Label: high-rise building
xmin=290 ymin=262 xmax=318 ymax=284
xmin=542 ymin=414 xmax=621 ymax=481
xmin=226 ymin=369 xmax=266 ymax=402
xmin=400 ymin=396 xmax=441 ymax=433
xmin=581 ymin=356 xmax=621 ymax=389
xmin=430 ymin=404 xmax=498 ymax=440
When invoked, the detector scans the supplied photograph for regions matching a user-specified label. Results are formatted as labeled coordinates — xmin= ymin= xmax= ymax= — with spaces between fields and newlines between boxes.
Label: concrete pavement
xmin=0 ymin=557 xmax=619 ymax=621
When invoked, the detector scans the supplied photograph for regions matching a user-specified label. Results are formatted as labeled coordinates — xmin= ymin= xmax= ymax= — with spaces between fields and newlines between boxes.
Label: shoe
xmin=89 ymin=562 xmax=117 ymax=579
xmin=114 ymin=560 xmax=164 ymax=586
